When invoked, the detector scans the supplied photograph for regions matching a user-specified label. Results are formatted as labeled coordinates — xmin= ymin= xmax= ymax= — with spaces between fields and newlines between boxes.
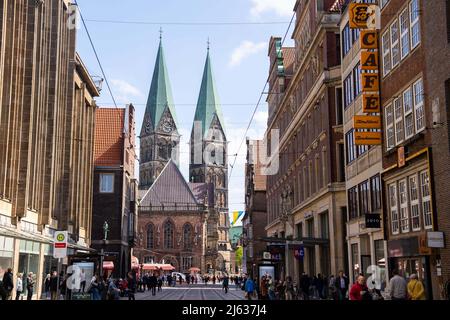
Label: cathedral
xmin=135 ymin=38 xmax=232 ymax=274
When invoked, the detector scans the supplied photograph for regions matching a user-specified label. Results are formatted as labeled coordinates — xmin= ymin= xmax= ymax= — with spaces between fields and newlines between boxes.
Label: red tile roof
xmin=94 ymin=108 xmax=125 ymax=166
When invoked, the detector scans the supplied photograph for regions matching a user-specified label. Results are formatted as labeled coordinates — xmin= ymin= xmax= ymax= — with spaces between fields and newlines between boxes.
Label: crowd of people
xmin=0 ymin=266 xmax=437 ymax=300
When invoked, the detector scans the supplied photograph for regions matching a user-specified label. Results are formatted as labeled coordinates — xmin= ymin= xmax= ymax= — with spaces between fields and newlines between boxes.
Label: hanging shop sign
xmin=354 ymin=115 xmax=382 ymax=129
xmin=352 ymin=3 xmax=382 ymax=146
xmin=355 ymin=131 xmax=382 ymax=145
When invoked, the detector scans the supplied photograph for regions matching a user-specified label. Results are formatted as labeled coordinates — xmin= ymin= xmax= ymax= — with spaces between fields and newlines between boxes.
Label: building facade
xmin=265 ymin=0 xmax=346 ymax=283
xmin=92 ymin=106 xmax=138 ymax=279
xmin=243 ymin=139 xmax=268 ymax=278
xmin=379 ymin=0 xmax=448 ymax=299
xmin=0 ymin=0 xmax=98 ymax=299
xmin=339 ymin=0 xmax=388 ymax=285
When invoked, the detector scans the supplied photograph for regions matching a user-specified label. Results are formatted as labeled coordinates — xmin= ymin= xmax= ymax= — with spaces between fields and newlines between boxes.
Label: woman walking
xmin=15 ymin=273 xmax=23 ymax=300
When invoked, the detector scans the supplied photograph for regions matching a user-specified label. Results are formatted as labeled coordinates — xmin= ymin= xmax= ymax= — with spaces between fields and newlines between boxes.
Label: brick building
xmin=92 ymin=106 xmax=138 ymax=279
xmin=243 ymin=139 xmax=268 ymax=278
xmin=338 ymin=0 xmax=388 ymax=285
xmin=379 ymin=0 xmax=449 ymax=299
xmin=264 ymin=0 xmax=347 ymax=283
xmin=0 ymin=0 xmax=99 ymax=299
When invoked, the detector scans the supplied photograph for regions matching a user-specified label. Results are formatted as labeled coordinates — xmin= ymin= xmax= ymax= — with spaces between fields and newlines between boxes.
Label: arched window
xmin=183 ymin=224 xmax=193 ymax=250
xmin=147 ymin=224 xmax=154 ymax=249
xmin=164 ymin=220 xmax=174 ymax=249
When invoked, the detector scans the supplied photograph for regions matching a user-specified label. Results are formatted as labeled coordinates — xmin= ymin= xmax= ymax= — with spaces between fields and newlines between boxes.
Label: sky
xmin=75 ymin=0 xmax=296 ymax=225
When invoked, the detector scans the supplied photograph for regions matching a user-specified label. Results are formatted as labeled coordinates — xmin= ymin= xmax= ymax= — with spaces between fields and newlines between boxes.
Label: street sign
xmin=427 ymin=232 xmax=445 ymax=248
xmin=54 ymin=231 xmax=68 ymax=259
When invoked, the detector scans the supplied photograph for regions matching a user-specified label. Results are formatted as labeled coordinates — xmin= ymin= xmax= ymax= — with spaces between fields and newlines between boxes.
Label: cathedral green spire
xmin=142 ymin=40 xmax=177 ymax=135
xmin=193 ymin=50 xmax=226 ymax=137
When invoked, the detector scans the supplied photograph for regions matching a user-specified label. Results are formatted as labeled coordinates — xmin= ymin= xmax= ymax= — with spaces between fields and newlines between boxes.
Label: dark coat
xmin=2 ymin=272 xmax=13 ymax=291
xmin=335 ymin=276 xmax=349 ymax=291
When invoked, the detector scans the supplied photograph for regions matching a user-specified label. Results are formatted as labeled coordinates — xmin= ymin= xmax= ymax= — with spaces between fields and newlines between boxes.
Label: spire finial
xmin=207 ymin=38 xmax=210 ymax=51
xmin=159 ymin=27 xmax=163 ymax=40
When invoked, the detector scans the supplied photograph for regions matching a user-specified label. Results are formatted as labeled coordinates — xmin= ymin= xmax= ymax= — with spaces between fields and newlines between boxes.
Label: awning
xmin=142 ymin=264 xmax=159 ymax=271
xmin=189 ymin=267 xmax=201 ymax=273
xmin=159 ymin=264 xmax=175 ymax=271
xmin=103 ymin=261 xmax=114 ymax=270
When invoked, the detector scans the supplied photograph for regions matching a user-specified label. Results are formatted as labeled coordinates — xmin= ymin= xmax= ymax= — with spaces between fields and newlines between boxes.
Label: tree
xmin=235 ymin=246 xmax=243 ymax=267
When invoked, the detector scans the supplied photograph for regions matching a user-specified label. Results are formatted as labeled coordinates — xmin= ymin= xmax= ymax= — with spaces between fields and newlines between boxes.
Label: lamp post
xmin=100 ymin=221 xmax=109 ymax=280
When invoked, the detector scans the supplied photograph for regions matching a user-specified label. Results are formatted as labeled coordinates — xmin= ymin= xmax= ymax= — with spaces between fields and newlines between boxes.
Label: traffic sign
xmin=54 ymin=231 xmax=68 ymax=259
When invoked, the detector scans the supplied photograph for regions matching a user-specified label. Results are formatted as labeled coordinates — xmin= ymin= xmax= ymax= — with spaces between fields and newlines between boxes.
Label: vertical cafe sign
xmin=349 ymin=3 xmax=382 ymax=146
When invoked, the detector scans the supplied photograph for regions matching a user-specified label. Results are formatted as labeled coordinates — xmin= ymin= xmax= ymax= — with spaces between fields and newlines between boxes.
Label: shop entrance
xmin=390 ymin=256 xmax=431 ymax=299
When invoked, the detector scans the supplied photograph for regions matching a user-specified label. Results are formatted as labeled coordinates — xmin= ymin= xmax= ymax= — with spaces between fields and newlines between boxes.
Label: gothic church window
xmin=164 ymin=220 xmax=174 ymax=249
xmin=183 ymin=224 xmax=193 ymax=250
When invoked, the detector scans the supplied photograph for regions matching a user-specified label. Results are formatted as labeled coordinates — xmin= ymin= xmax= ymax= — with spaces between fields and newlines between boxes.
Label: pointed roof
xmin=193 ymin=50 xmax=225 ymax=137
xmin=139 ymin=160 xmax=199 ymax=207
xmin=142 ymin=40 xmax=177 ymax=134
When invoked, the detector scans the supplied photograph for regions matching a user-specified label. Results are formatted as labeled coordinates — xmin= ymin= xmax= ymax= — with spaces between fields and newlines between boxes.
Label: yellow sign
xmin=361 ymin=51 xmax=379 ymax=71
xmin=360 ymin=30 xmax=378 ymax=49
xmin=349 ymin=3 xmax=376 ymax=29
xmin=398 ymin=147 xmax=406 ymax=168
xmin=354 ymin=115 xmax=382 ymax=129
xmin=57 ymin=234 xmax=65 ymax=242
xmin=361 ymin=73 xmax=379 ymax=92
xmin=355 ymin=131 xmax=382 ymax=145
xmin=362 ymin=94 xmax=381 ymax=113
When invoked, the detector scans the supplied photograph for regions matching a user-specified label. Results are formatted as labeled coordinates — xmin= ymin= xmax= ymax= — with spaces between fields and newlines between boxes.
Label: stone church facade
xmin=136 ymin=40 xmax=232 ymax=274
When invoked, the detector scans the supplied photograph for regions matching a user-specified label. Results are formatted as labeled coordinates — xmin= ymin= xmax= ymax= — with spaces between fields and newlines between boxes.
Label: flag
xmin=231 ymin=211 xmax=244 ymax=226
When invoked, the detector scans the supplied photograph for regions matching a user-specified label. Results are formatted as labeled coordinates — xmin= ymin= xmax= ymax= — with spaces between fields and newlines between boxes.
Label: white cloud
xmin=229 ymin=41 xmax=266 ymax=67
xmin=250 ymin=0 xmax=296 ymax=18
xmin=254 ymin=110 xmax=268 ymax=127
xmin=111 ymin=79 xmax=143 ymax=104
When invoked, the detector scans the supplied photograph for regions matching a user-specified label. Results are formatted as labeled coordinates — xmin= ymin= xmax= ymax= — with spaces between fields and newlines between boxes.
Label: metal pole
xmin=56 ymin=258 xmax=62 ymax=300
xmin=100 ymin=247 xmax=104 ymax=281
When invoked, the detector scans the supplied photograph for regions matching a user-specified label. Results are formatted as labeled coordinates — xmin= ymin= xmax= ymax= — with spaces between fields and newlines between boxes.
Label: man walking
xmin=2 ymin=268 xmax=14 ymax=300
xmin=149 ymin=273 xmax=157 ymax=296
xmin=223 ymin=274 xmax=229 ymax=294
xmin=389 ymin=269 xmax=408 ymax=300
xmin=334 ymin=271 xmax=349 ymax=300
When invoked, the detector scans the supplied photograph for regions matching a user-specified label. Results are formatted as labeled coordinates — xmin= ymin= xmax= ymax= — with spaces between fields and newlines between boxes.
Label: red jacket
xmin=349 ymin=283 xmax=368 ymax=301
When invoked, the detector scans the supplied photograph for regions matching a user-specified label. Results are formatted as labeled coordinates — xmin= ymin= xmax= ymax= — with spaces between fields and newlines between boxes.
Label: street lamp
xmin=100 ymin=221 xmax=109 ymax=280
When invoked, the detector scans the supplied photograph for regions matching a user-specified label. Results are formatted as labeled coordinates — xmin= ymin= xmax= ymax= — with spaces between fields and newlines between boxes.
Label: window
xmin=399 ymin=179 xmax=410 ymax=233
xmin=344 ymin=73 xmax=353 ymax=109
xmin=346 ymin=130 xmax=356 ymax=164
xmin=320 ymin=212 xmax=329 ymax=239
xmin=410 ymin=0 xmax=421 ymax=49
xmin=99 ymin=174 xmax=114 ymax=193
xmin=409 ymin=175 xmax=421 ymax=231
xmin=394 ymin=97 xmax=404 ymax=144
xmin=147 ymin=224 xmax=154 ymax=249
xmin=183 ymin=224 xmax=193 ymax=250
xmin=413 ymin=79 xmax=425 ymax=132
xmin=400 ymin=9 xmax=410 ymax=59
xmin=307 ymin=219 xmax=314 ymax=238
xmin=348 ymin=187 xmax=359 ymax=220
xmin=382 ymin=31 xmax=391 ymax=76
xmin=359 ymin=181 xmax=370 ymax=215
xmin=342 ymin=23 xmax=351 ymax=57
xmin=297 ymin=223 xmax=303 ymax=239
xmin=389 ymin=183 xmax=400 ymax=234
xmin=370 ymin=175 xmax=382 ymax=211
xmin=390 ymin=21 xmax=400 ymax=68
xmin=385 ymin=104 xmax=395 ymax=150
xmin=182 ymin=257 xmax=193 ymax=271
xmin=403 ymin=87 xmax=415 ymax=139
xmin=164 ymin=220 xmax=174 ymax=249
xmin=420 ymin=171 xmax=433 ymax=229
xmin=353 ymin=63 xmax=362 ymax=97
xmin=381 ymin=0 xmax=390 ymax=9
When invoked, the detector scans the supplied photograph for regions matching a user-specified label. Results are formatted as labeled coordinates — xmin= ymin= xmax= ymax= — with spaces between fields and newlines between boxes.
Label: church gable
xmin=140 ymin=160 xmax=199 ymax=208
xmin=206 ymin=114 xmax=226 ymax=142
xmin=156 ymin=106 xmax=178 ymax=135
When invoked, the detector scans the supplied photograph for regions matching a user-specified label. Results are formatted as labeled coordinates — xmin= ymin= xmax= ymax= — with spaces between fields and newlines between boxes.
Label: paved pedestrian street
xmin=125 ymin=284 xmax=247 ymax=301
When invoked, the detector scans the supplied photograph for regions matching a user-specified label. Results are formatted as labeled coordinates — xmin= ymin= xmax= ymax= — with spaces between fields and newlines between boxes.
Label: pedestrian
xmin=44 ymin=274 xmax=51 ymax=299
xmin=90 ymin=275 xmax=101 ymax=300
xmin=2 ymin=268 xmax=14 ymax=300
xmin=334 ymin=270 xmax=349 ymax=300
xmin=127 ymin=272 xmax=136 ymax=301
xmin=107 ymin=278 xmax=120 ymax=300
xmin=349 ymin=275 xmax=371 ymax=301
xmin=300 ymin=273 xmax=310 ymax=300
xmin=223 ymin=275 xmax=229 ymax=294
xmin=260 ymin=276 xmax=268 ymax=299
xmin=407 ymin=274 xmax=426 ymax=300
xmin=317 ymin=274 xmax=324 ymax=299
xmin=267 ymin=276 xmax=276 ymax=300
xmin=167 ymin=274 xmax=172 ymax=287
xmin=49 ymin=271 xmax=58 ymax=300
xmin=15 ymin=273 xmax=23 ymax=300
xmin=244 ymin=276 xmax=255 ymax=300
xmin=284 ymin=276 xmax=294 ymax=300
xmin=157 ymin=276 xmax=163 ymax=292
xmin=149 ymin=273 xmax=158 ymax=296
xmin=26 ymin=272 xmax=35 ymax=300
xmin=328 ymin=275 xmax=336 ymax=300
xmin=389 ymin=269 xmax=408 ymax=300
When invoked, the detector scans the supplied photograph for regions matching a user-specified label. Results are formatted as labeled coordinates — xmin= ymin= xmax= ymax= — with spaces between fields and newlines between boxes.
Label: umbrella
xmin=189 ymin=267 xmax=201 ymax=273
xmin=159 ymin=264 xmax=175 ymax=271
xmin=142 ymin=264 xmax=159 ymax=271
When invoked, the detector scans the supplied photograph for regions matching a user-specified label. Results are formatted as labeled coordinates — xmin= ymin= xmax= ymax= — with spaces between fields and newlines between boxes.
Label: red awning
xmin=160 ymin=264 xmax=175 ymax=271
xmin=103 ymin=261 xmax=114 ymax=271
xmin=142 ymin=264 xmax=159 ymax=271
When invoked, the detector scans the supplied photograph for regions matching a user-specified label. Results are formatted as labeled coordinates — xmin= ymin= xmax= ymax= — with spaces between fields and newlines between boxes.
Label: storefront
xmin=388 ymin=237 xmax=433 ymax=299
xmin=18 ymin=240 xmax=41 ymax=298
xmin=0 ymin=235 xmax=14 ymax=278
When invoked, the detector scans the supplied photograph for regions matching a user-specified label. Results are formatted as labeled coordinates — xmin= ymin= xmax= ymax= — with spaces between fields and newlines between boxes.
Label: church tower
xmin=139 ymin=38 xmax=179 ymax=189
xmin=190 ymin=47 xmax=231 ymax=267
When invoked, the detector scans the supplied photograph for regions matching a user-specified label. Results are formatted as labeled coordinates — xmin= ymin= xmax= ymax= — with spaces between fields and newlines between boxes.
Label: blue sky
xmin=75 ymin=0 xmax=296 ymax=224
